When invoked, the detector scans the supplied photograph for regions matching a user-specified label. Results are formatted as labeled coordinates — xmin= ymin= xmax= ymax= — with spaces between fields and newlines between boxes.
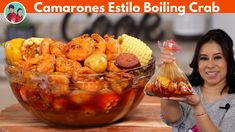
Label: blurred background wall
xmin=1 ymin=14 xmax=235 ymax=41
xmin=0 ymin=14 xmax=235 ymax=42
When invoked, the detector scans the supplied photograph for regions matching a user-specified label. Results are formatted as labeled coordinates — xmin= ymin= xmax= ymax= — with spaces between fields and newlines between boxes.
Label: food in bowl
xmin=3 ymin=34 xmax=154 ymax=126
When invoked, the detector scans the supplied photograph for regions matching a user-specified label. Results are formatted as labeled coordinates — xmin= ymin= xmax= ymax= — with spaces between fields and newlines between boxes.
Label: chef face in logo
xmin=4 ymin=2 xmax=27 ymax=24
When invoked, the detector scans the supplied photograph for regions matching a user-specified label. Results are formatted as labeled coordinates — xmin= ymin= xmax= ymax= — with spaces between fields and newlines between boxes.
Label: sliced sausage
xmin=115 ymin=53 xmax=140 ymax=69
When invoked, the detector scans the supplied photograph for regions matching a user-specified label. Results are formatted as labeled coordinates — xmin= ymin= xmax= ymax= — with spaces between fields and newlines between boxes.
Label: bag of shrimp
xmin=144 ymin=40 xmax=193 ymax=97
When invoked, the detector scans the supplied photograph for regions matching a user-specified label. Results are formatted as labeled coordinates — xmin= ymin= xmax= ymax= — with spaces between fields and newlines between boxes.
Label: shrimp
xmin=22 ymin=54 xmax=53 ymax=72
xmin=77 ymin=66 xmax=97 ymax=74
xmin=48 ymin=72 xmax=70 ymax=96
xmin=91 ymin=33 xmax=106 ymax=54
xmin=64 ymin=34 xmax=95 ymax=62
xmin=23 ymin=55 xmax=54 ymax=72
xmin=104 ymin=35 xmax=121 ymax=61
xmin=74 ymin=79 xmax=105 ymax=92
xmin=52 ymin=97 xmax=68 ymax=111
xmin=19 ymin=84 xmax=51 ymax=110
xmin=107 ymin=61 xmax=121 ymax=72
xmin=21 ymin=71 xmax=43 ymax=85
xmin=21 ymin=38 xmax=52 ymax=61
xmin=55 ymin=56 xmax=82 ymax=74
xmin=38 ymin=54 xmax=55 ymax=73
xmin=92 ymin=33 xmax=105 ymax=43
xmin=6 ymin=64 xmax=27 ymax=84
xmin=23 ymin=57 xmax=41 ymax=71
xmin=71 ymin=67 xmax=97 ymax=82
xmin=71 ymin=67 xmax=99 ymax=91
xmin=50 ymin=41 xmax=66 ymax=57
xmin=21 ymin=43 xmax=39 ymax=61
xmin=27 ymin=54 xmax=55 ymax=73
xmin=8 ymin=59 xmax=27 ymax=69
xmin=40 ymin=38 xmax=53 ymax=55
xmin=25 ymin=56 xmax=41 ymax=65
xmin=95 ymin=89 xmax=119 ymax=113
xmin=105 ymin=72 xmax=133 ymax=94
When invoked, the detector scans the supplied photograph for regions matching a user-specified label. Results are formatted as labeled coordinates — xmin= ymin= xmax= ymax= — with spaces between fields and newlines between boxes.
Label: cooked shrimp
xmin=21 ymin=38 xmax=51 ymax=60
xmin=107 ymin=61 xmax=121 ymax=72
xmin=23 ymin=55 xmax=54 ymax=72
xmin=104 ymin=35 xmax=121 ymax=61
xmin=48 ymin=72 xmax=69 ymax=85
xmin=48 ymin=72 xmax=70 ymax=96
xmin=21 ymin=71 xmax=41 ymax=84
xmin=77 ymin=67 xmax=97 ymax=74
xmin=40 ymin=38 xmax=53 ymax=55
xmin=25 ymin=89 xmax=51 ymax=110
xmin=8 ymin=59 xmax=27 ymax=69
xmin=71 ymin=67 xmax=97 ymax=88
xmin=92 ymin=33 xmax=105 ymax=43
xmin=22 ymin=56 xmax=41 ymax=71
xmin=26 ymin=56 xmax=41 ymax=65
xmin=50 ymin=41 xmax=66 ymax=57
xmin=65 ymin=35 xmax=95 ymax=61
xmin=96 ymin=89 xmax=119 ymax=113
xmin=74 ymin=80 xmax=105 ymax=92
xmin=105 ymin=72 xmax=133 ymax=94
xmin=21 ymin=43 xmax=39 ymax=60
xmin=71 ymin=67 xmax=97 ymax=83
xmin=91 ymin=33 xmax=106 ymax=54
xmin=55 ymin=56 xmax=82 ymax=73
xmin=37 ymin=54 xmax=56 ymax=73
xmin=6 ymin=65 xmax=26 ymax=83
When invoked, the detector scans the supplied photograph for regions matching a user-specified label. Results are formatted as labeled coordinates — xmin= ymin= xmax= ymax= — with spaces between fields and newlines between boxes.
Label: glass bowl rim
xmin=5 ymin=56 xmax=155 ymax=77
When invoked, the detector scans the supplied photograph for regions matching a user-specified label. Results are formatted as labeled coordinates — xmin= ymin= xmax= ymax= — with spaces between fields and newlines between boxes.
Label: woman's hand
xmin=162 ymin=94 xmax=201 ymax=107
xmin=157 ymin=50 xmax=176 ymax=67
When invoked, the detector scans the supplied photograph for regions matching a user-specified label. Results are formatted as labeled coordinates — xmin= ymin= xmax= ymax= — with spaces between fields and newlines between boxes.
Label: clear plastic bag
xmin=144 ymin=40 xmax=193 ymax=97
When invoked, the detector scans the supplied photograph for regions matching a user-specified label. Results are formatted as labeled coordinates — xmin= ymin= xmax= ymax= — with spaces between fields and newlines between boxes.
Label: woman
xmin=6 ymin=4 xmax=16 ymax=22
xmin=15 ymin=8 xmax=23 ymax=23
xmin=159 ymin=29 xmax=235 ymax=132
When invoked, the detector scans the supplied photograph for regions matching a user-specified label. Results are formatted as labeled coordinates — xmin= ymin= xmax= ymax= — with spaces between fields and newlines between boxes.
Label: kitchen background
xmin=0 ymin=13 xmax=235 ymax=110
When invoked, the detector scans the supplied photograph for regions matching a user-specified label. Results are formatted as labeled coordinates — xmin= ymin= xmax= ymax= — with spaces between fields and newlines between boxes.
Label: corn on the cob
xmin=118 ymin=34 xmax=152 ymax=66
xmin=23 ymin=37 xmax=44 ymax=46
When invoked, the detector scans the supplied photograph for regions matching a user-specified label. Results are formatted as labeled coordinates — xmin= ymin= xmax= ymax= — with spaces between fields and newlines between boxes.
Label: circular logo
xmin=4 ymin=2 xmax=27 ymax=24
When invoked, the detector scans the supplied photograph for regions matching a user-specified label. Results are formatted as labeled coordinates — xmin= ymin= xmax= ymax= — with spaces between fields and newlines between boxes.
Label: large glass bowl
xmin=5 ymin=59 xmax=155 ymax=127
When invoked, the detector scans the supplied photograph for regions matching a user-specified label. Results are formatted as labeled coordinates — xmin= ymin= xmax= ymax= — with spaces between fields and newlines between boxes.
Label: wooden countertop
xmin=0 ymin=96 xmax=171 ymax=132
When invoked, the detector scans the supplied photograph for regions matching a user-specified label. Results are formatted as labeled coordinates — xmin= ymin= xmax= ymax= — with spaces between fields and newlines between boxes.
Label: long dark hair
xmin=17 ymin=8 xmax=22 ymax=12
xmin=188 ymin=29 xmax=235 ymax=94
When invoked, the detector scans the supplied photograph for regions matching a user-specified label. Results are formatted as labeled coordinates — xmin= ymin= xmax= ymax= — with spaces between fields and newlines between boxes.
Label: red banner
xmin=1 ymin=0 xmax=234 ymax=13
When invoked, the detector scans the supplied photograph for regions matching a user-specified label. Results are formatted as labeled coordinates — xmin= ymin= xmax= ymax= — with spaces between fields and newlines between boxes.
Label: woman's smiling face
xmin=198 ymin=41 xmax=227 ymax=86
xmin=18 ymin=10 xmax=22 ymax=17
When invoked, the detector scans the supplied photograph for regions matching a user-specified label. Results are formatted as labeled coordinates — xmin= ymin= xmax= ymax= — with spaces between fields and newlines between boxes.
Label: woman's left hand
xmin=162 ymin=94 xmax=201 ymax=107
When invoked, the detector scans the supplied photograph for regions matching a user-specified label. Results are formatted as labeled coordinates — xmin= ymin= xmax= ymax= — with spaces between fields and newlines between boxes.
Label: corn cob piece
xmin=21 ymin=38 xmax=44 ymax=61
xmin=23 ymin=37 xmax=44 ymax=46
xmin=118 ymin=34 xmax=152 ymax=66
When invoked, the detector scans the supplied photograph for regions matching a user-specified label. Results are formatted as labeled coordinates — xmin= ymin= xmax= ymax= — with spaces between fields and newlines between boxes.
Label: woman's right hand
xmin=157 ymin=50 xmax=176 ymax=67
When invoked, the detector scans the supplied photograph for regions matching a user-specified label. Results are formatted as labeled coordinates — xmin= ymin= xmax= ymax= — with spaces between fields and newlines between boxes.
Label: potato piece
xmin=84 ymin=53 xmax=107 ymax=73
xmin=3 ymin=38 xmax=25 ymax=61
xmin=69 ymin=90 xmax=92 ymax=104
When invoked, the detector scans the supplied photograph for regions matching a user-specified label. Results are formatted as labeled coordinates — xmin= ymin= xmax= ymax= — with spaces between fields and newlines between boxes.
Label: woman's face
xmin=198 ymin=41 xmax=227 ymax=86
xmin=9 ymin=8 xmax=14 ymax=13
xmin=18 ymin=10 xmax=22 ymax=17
